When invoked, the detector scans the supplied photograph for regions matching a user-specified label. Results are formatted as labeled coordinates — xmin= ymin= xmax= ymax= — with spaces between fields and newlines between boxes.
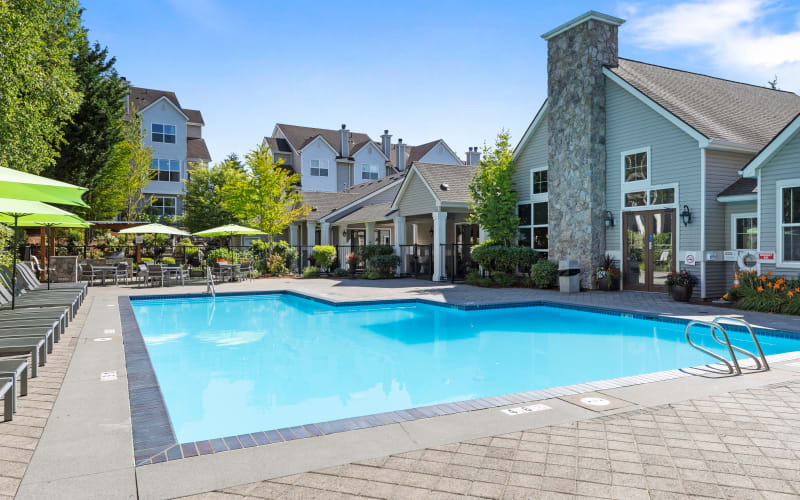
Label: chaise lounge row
xmin=0 ymin=263 xmax=87 ymax=421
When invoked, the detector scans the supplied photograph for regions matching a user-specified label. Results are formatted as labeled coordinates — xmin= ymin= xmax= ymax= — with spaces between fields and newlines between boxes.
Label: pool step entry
xmin=205 ymin=266 xmax=216 ymax=298
xmin=685 ymin=317 xmax=769 ymax=375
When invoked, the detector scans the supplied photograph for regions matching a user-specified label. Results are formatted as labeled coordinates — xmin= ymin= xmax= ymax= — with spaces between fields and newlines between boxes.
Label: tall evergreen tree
xmin=0 ymin=0 xmax=84 ymax=173
xmin=45 ymin=37 xmax=128 ymax=189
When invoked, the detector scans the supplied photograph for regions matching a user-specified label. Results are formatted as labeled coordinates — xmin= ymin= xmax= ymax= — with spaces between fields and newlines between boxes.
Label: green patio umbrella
xmin=0 ymin=166 xmax=88 ymax=207
xmin=193 ymin=224 xmax=264 ymax=238
xmin=119 ymin=223 xmax=190 ymax=236
xmin=0 ymin=198 xmax=88 ymax=308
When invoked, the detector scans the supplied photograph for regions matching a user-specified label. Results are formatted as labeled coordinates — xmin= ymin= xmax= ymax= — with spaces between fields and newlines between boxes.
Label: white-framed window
xmin=151 ymin=123 xmax=176 ymax=144
xmin=530 ymin=167 xmax=548 ymax=201
xmin=778 ymin=180 xmax=800 ymax=265
xmin=148 ymin=196 xmax=177 ymax=217
xmin=149 ymin=159 xmax=181 ymax=182
xmin=310 ymin=159 xmax=328 ymax=177
xmin=361 ymin=163 xmax=378 ymax=180
xmin=622 ymin=147 xmax=650 ymax=185
xmin=731 ymin=213 xmax=757 ymax=250
xmin=517 ymin=201 xmax=548 ymax=254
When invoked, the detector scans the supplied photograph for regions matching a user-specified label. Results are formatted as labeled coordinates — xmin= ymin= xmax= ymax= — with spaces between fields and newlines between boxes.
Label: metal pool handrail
xmin=206 ymin=266 xmax=215 ymax=298
xmin=685 ymin=320 xmax=741 ymax=375
xmin=712 ymin=317 xmax=769 ymax=371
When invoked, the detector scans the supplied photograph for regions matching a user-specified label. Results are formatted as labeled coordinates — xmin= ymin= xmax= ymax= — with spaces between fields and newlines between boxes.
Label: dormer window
xmin=152 ymin=123 xmax=176 ymax=143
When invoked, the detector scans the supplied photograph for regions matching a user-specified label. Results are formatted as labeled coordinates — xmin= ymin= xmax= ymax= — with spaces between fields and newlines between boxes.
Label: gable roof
xmin=264 ymin=137 xmax=292 ymax=154
xmin=183 ymin=109 xmax=204 ymax=125
xmin=128 ymin=86 xmax=205 ymax=124
xmin=740 ymin=113 xmax=800 ymax=177
xmin=607 ymin=58 xmax=800 ymax=151
xmin=333 ymin=202 xmax=396 ymax=223
xmin=413 ymin=162 xmax=475 ymax=204
xmin=187 ymin=138 xmax=211 ymax=162
xmin=276 ymin=124 xmax=372 ymax=157
xmin=344 ymin=172 xmax=406 ymax=197
xmin=717 ymin=177 xmax=757 ymax=200
xmin=299 ymin=191 xmax=361 ymax=221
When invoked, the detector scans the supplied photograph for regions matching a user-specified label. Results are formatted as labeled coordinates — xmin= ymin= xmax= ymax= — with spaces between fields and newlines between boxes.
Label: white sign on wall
xmin=723 ymin=251 xmax=738 ymax=262
xmin=135 ymin=236 xmax=143 ymax=244
xmin=684 ymin=252 xmax=697 ymax=266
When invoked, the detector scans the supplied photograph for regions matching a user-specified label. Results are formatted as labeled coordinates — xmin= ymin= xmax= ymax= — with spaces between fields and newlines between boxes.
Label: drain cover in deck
xmin=559 ymin=391 xmax=633 ymax=412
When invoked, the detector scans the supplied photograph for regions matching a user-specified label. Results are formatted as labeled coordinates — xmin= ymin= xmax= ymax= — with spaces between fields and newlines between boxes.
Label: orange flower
xmin=789 ymin=291 xmax=794 ymax=298
xmin=760 ymin=275 xmax=767 ymax=281
xmin=795 ymin=287 xmax=799 ymax=293
xmin=768 ymin=271 xmax=773 ymax=276
xmin=767 ymin=282 xmax=773 ymax=288
xmin=777 ymin=278 xmax=785 ymax=286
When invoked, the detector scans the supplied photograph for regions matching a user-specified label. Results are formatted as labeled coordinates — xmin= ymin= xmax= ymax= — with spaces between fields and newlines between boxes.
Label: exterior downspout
xmin=700 ymin=147 xmax=707 ymax=299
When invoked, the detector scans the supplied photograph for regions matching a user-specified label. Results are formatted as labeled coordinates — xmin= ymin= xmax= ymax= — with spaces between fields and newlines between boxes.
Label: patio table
xmin=216 ymin=263 xmax=240 ymax=282
xmin=91 ymin=266 xmax=117 ymax=286
xmin=162 ymin=266 xmax=186 ymax=286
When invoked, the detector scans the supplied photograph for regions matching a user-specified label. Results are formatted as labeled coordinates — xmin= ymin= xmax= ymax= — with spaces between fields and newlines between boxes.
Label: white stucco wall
xmin=300 ymin=137 xmax=338 ymax=192
xmin=352 ymin=143 xmax=387 ymax=185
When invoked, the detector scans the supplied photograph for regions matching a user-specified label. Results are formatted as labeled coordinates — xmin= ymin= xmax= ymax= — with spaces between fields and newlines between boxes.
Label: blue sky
xmin=81 ymin=0 xmax=800 ymax=163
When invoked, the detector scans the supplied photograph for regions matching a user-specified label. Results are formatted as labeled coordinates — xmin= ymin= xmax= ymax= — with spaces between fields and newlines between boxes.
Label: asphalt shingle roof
xmin=334 ymin=202 xmax=396 ymax=223
xmin=344 ymin=173 xmax=405 ymax=197
xmin=186 ymin=138 xmax=211 ymax=162
xmin=412 ymin=162 xmax=475 ymax=203
xmin=183 ymin=108 xmax=204 ymax=125
xmin=299 ymin=191 xmax=361 ymax=221
xmin=609 ymin=58 xmax=800 ymax=150
xmin=718 ymin=177 xmax=757 ymax=198
xmin=276 ymin=124 xmax=372 ymax=157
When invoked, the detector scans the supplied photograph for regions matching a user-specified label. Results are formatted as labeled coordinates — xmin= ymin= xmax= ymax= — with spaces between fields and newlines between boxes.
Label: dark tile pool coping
xmin=120 ymin=291 xmax=800 ymax=466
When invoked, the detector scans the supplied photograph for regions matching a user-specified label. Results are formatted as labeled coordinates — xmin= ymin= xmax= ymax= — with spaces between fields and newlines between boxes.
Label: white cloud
xmin=624 ymin=0 xmax=800 ymax=90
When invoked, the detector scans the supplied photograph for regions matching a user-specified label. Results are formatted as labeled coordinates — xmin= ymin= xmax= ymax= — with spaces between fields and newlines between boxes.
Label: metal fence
xmin=398 ymin=244 xmax=433 ymax=279
xmin=443 ymin=243 xmax=476 ymax=282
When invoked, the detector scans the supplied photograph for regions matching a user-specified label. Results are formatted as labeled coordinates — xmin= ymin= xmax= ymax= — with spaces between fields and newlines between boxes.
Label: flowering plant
xmin=729 ymin=270 xmax=800 ymax=314
xmin=664 ymin=270 xmax=697 ymax=288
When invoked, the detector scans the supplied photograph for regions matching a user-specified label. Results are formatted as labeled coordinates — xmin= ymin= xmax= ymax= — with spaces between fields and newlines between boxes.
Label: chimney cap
xmin=541 ymin=10 xmax=625 ymax=41
xmin=398 ymin=138 xmax=403 ymax=144
xmin=384 ymin=129 xmax=389 ymax=134
xmin=341 ymin=124 xmax=346 ymax=129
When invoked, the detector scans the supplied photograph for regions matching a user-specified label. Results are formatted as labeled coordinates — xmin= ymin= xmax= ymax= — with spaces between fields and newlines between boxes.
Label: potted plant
xmin=346 ymin=253 xmax=358 ymax=275
xmin=595 ymin=255 xmax=620 ymax=290
xmin=665 ymin=270 xmax=697 ymax=301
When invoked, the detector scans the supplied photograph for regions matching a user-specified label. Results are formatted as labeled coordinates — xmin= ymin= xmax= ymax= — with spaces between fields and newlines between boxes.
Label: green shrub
xmin=465 ymin=270 xmax=483 ymax=286
xmin=313 ymin=245 xmax=336 ymax=270
xmin=161 ymin=257 xmax=176 ymax=265
xmin=302 ymin=266 xmax=320 ymax=278
xmin=365 ymin=270 xmax=393 ymax=280
xmin=726 ymin=270 xmax=800 ymax=314
xmin=519 ymin=275 xmax=535 ymax=288
xmin=471 ymin=242 xmax=537 ymax=276
xmin=176 ymin=238 xmax=199 ymax=263
xmin=206 ymin=248 xmax=239 ymax=265
xmin=266 ymin=254 xmax=286 ymax=275
xmin=531 ymin=259 xmax=558 ymax=289
xmin=359 ymin=245 xmax=394 ymax=261
xmin=491 ymin=271 xmax=515 ymax=288
xmin=367 ymin=254 xmax=401 ymax=275
xmin=513 ymin=247 xmax=540 ymax=274
xmin=142 ymin=257 xmax=154 ymax=263
xmin=332 ymin=268 xmax=350 ymax=278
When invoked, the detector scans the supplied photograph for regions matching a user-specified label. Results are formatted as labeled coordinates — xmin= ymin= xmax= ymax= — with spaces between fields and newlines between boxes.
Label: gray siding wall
xmin=758 ymin=129 xmax=800 ymax=277
xmin=512 ymin=118 xmax=549 ymax=200
xmin=605 ymin=78 xmax=702 ymax=276
xmin=704 ymin=151 xmax=755 ymax=297
xmin=720 ymin=201 xmax=758 ymax=288
xmin=397 ymin=173 xmax=437 ymax=216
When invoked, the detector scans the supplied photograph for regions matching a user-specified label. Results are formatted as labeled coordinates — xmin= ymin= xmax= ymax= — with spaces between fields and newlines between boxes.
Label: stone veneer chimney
xmin=542 ymin=11 xmax=625 ymax=288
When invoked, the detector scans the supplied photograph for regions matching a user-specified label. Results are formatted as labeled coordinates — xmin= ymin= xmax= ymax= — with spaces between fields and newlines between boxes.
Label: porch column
xmin=365 ymin=221 xmax=376 ymax=245
xmin=320 ymin=222 xmax=331 ymax=246
xmin=432 ymin=211 xmax=448 ymax=281
xmin=394 ymin=215 xmax=406 ymax=273
xmin=306 ymin=221 xmax=316 ymax=247
xmin=289 ymin=224 xmax=299 ymax=246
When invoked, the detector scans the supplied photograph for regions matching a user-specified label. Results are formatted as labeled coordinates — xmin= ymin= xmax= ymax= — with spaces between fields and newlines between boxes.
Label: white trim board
xmin=513 ymin=101 xmax=548 ymax=161
xmin=740 ymin=113 xmax=800 ymax=177
xmin=775 ymin=178 xmax=800 ymax=268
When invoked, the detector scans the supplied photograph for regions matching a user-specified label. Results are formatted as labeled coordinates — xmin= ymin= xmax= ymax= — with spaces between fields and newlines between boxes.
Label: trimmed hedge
xmin=470 ymin=242 xmax=541 ymax=276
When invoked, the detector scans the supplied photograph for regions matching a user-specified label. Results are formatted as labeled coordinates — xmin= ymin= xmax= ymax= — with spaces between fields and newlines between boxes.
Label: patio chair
xmin=114 ymin=262 xmax=129 ymax=285
xmin=239 ymin=262 xmax=253 ymax=281
xmin=0 ymin=358 xmax=28 ymax=414
xmin=78 ymin=263 xmax=95 ymax=285
xmin=147 ymin=264 xmax=165 ymax=287
xmin=0 ymin=337 xmax=46 ymax=377
xmin=29 ymin=256 xmax=55 ymax=283
xmin=0 ymin=377 xmax=13 ymax=422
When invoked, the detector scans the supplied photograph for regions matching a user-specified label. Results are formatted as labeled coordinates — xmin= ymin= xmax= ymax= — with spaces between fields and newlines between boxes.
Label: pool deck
xmin=5 ymin=278 xmax=800 ymax=499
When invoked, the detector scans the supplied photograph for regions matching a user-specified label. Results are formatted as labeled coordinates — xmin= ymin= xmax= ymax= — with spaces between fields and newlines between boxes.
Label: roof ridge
xmin=616 ymin=57 xmax=799 ymax=97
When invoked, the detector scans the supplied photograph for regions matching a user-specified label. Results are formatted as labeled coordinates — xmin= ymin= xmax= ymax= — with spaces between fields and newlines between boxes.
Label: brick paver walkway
xmin=0 ymin=297 xmax=91 ymax=499
xmin=187 ymin=381 xmax=800 ymax=500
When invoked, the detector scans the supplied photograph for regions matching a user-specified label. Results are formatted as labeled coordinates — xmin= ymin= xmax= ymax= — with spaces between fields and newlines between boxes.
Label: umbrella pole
xmin=46 ymin=224 xmax=52 ymax=289
xmin=11 ymin=215 xmax=18 ymax=310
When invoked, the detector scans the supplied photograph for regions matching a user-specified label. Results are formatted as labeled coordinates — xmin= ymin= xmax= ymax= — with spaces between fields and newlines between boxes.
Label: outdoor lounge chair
xmin=0 ymin=326 xmax=55 ymax=353
xmin=0 ymin=286 xmax=75 ymax=322
xmin=0 ymin=358 xmax=29 ymax=413
xmin=14 ymin=264 xmax=85 ymax=309
xmin=0 ymin=377 xmax=13 ymax=422
xmin=18 ymin=261 xmax=87 ymax=296
xmin=0 ymin=337 xmax=46 ymax=377
xmin=0 ymin=270 xmax=80 ymax=318
xmin=0 ymin=317 xmax=62 ymax=342
xmin=0 ymin=308 xmax=68 ymax=333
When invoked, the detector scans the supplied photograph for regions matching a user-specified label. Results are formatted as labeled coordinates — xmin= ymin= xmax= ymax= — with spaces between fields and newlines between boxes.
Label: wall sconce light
xmin=604 ymin=210 xmax=614 ymax=228
xmin=342 ymin=230 xmax=347 ymax=237
xmin=429 ymin=228 xmax=434 ymax=236
xmin=680 ymin=205 xmax=692 ymax=226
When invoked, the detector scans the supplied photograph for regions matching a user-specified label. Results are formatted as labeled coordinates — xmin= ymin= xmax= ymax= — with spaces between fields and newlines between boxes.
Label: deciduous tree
xmin=115 ymin=113 xmax=154 ymax=221
xmin=468 ymin=131 xmax=519 ymax=245
xmin=223 ymin=144 xmax=310 ymax=246
xmin=182 ymin=160 xmax=240 ymax=233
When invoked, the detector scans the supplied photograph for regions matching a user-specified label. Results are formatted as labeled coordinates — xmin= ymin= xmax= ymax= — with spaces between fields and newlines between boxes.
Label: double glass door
xmin=622 ymin=209 xmax=676 ymax=291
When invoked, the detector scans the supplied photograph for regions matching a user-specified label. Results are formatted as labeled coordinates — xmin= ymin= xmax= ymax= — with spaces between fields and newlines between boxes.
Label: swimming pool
xmin=130 ymin=293 xmax=800 ymax=443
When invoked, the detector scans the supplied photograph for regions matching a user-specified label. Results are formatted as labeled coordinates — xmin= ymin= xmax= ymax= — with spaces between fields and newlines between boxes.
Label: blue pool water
xmin=131 ymin=294 xmax=800 ymax=443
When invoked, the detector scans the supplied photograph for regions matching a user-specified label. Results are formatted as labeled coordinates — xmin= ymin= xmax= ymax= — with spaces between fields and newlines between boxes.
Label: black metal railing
xmin=443 ymin=243 xmax=476 ymax=282
xmin=398 ymin=244 xmax=433 ymax=279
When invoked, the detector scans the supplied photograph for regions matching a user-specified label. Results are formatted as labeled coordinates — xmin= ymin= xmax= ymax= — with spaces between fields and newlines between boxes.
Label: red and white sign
xmin=758 ymin=252 xmax=775 ymax=262
xmin=684 ymin=252 xmax=696 ymax=265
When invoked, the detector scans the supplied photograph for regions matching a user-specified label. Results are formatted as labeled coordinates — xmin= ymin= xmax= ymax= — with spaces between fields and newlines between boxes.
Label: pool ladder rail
xmin=685 ymin=317 xmax=769 ymax=375
xmin=206 ymin=266 xmax=216 ymax=298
